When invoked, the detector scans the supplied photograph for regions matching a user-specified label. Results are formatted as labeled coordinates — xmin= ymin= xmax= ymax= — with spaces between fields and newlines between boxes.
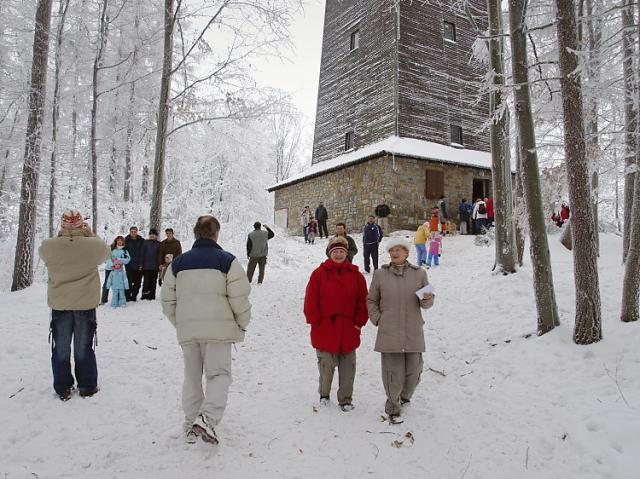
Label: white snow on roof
xmin=268 ymin=136 xmax=493 ymax=191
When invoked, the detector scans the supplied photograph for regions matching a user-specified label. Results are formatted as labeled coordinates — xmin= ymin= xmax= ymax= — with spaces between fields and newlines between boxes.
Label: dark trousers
xmin=141 ymin=270 xmax=159 ymax=300
xmin=50 ymin=309 xmax=98 ymax=395
xmin=318 ymin=220 xmax=328 ymax=238
xmin=363 ymin=243 xmax=379 ymax=272
xmin=126 ymin=267 xmax=142 ymax=300
xmin=101 ymin=270 xmax=111 ymax=304
xmin=247 ymin=256 xmax=267 ymax=283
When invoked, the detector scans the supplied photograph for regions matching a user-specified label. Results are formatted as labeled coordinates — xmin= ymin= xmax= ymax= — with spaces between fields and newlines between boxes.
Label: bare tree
xmin=271 ymin=103 xmax=303 ymax=182
xmin=555 ymin=0 xmax=602 ymax=344
xmin=11 ymin=0 xmax=54 ymax=291
xmin=90 ymin=0 xmax=110 ymax=233
xmin=622 ymin=0 xmax=636 ymax=261
xmin=48 ymin=0 xmax=71 ymax=238
xmin=508 ymin=0 xmax=560 ymax=334
xmin=620 ymin=11 xmax=640 ymax=323
xmin=487 ymin=0 xmax=517 ymax=274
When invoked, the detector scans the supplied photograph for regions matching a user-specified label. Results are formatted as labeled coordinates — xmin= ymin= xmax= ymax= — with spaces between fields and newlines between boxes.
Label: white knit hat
xmin=385 ymin=237 xmax=411 ymax=252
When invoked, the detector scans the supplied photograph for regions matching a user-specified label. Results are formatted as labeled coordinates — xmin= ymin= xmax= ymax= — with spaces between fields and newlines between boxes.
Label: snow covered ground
xmin=1 ymin=231 xmax=638 ymax=478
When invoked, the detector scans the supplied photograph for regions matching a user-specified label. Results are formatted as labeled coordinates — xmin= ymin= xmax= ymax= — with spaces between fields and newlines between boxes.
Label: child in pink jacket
xmin=427 ymin=234 xmax=443 ymax=267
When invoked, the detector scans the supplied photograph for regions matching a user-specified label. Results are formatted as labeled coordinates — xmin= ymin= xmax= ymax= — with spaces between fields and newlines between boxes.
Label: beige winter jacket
xmin=367 ymin=262 xmax=435 ymax=352
xmin=161 ymin=239 xmax=251 ymax=345
xmin=38 ymin=230 xmax=111 ymax=310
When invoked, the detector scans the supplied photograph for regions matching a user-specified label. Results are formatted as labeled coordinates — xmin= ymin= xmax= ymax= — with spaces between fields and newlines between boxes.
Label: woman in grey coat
xmin=367 ymin=237 xmax=435 ymax=423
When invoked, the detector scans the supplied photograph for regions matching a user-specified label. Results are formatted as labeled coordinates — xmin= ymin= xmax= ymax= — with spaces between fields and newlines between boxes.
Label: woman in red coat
xmin=304 ymin=236 xmax=368 ymax=411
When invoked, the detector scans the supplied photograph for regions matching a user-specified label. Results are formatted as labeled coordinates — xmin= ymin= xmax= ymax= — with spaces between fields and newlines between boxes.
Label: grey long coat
xmin=366 ymin=262 xmax=434 ymax=353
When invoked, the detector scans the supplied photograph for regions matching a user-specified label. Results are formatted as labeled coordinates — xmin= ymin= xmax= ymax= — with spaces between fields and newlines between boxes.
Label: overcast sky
xmin=252 ymin=0 xmax=326 ymax=127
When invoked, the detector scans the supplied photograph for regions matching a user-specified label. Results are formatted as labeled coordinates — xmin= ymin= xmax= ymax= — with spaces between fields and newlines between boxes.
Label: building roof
xmin=268 ymin=136 xmax=493 ymax=191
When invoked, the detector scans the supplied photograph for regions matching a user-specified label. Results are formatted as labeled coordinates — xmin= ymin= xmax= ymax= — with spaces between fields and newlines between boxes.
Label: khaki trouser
xmin=247 ymin=256 xmax=267 ymax=283
xmin=377 ymin=216 xmax=389 ymax=233
xmin=381 ymin=352 xmax=423 ymax=416
xmin=182 ymin=342 xmax=232 ymax=429
xmin=316 ymin=350 xmax=356 ymax=405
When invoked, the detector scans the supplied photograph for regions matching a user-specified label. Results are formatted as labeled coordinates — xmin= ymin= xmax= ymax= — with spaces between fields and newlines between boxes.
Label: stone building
xmin=269 ymin=0 xmax=491 ymax=234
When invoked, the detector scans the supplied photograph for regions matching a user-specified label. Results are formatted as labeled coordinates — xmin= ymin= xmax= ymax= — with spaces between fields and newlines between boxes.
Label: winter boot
xmin=58 ymin=388 xmax=72 ymax=402
xmin=192 ymin=414 xmax=218 ymax=445
xmin=185 ymin=428 xmax=198 ymax=445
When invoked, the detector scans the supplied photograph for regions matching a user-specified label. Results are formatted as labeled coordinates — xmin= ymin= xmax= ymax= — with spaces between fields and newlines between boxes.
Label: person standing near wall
xmin=374 ymin=199 xmax=391 ymax=233
xmin=315 ymin=202 xmax=329 ymax=239
xmin=362 ymin=215 xmax=383 ymax=273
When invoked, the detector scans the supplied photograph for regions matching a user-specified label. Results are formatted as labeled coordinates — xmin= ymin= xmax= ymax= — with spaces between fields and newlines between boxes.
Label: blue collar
xmin=192 ymin=238 xmax=222 ymax=250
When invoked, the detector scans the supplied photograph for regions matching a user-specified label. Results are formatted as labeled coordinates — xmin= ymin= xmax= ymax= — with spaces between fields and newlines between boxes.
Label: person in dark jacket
xmin=458 ymin=199 xmax=471 ymax=235
xmin=124 ymin=226 xmax=145 ymax=301
xmin=325 ymin=223 xmax=358 ymax=262
xmin=159 ymin=228 xmax=183 ymax=285
xmin=374 ymin=199 xmax=391 ymax=232
xmin=140 ymin=229 xmax=161 ymax=300
xmin=304 ymin=236 xmax=368 ymax=411
xmin=437 ymin=196 xmax=448 ymax=235
xmin=315 ymin=202 xmax=329 ymax=239
xmin=246 ymin=222 xmax=275 ymax=284
xmin=362 ymin=215 xmax=383 ymax=273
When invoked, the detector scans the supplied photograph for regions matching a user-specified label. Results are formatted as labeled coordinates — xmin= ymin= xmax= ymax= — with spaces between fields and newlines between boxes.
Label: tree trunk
xmin=90 ymin=0 xmax=109 ymax=233
xmin=514 ymin=135 xmax=526 ymax=267
xmin=620 ymin=9 xmax=640 ymax=323
xmin=48 ymin=0 xmax=70 ymax=238
xmin=0 ymin=108 xmax=20 ymax=206
xmin=508 ymin=0 xmax=560 ymax=335
xmin=149 ymin=0 xmax=175 ymax=231
xmin=584 ymin=0 xmax=601 ymax=254
xmin=124 ymin=82 xmax=135 ymax=202
xmin=555 ymin=0 xmax=602 ymax=344
xmin=11 ymin=0 xmax=54 ymax=292
xmin=487 ymin=0 xmax=517 ymax=274
xmin=622 ymin=0 xmax=636 ymax=261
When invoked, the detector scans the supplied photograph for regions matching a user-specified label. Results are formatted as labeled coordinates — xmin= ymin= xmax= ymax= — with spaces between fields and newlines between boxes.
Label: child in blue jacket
xmin=106 ymin=236 xmax=130 ymax=307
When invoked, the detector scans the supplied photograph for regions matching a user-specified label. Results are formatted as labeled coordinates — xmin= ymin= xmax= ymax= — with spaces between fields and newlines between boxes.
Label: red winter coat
xmin=486 ymin=197 xmax=494 ymax=219
xmin=304 ymin=259 xmax=369 ymax=354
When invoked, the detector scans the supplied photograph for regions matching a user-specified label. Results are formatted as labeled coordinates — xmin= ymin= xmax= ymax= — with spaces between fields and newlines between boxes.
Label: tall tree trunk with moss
xmin=11 ymin=0 xmax=54 ymax=291
xmin=555 ymin=0 xmax=602 ymax=344
xmin=149 ymin=0 xmax=175 ymax=231
xmin=508 ymin=0 xmax=560 ymax=335
xmin=487 ymin=0 xmax=517 ymax=274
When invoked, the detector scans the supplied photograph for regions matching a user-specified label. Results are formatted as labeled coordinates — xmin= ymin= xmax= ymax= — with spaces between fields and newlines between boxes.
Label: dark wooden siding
xmin=397 ymin=1 xmax=490 ymax=153
xmin=311 ymin=0 xmax=397 ymax=165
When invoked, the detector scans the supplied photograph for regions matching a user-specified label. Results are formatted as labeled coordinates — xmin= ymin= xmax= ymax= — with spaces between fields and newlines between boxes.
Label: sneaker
xmin=185 ymin=428 xmax=198 ymax=444
xmin=401 ymin=397 xmax=410 ymax=406
xmin=192 ymin=414 xmax=218 ymax=445
xmin=58 ymin=388 xmax=72 ymax=402
xmin=389 ymin=414 xmax=404 ymax=425
xmin=319 ymin=396 xmax=330 ymax=406
xmin=79 ymin=388 xmax=99 ymax=398
xmin=340 ymin=403 xmax=355 ymax=412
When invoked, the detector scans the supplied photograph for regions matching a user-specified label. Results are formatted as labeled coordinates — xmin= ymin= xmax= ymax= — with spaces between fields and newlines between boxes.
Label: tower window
xmin=345 ymin=131 xmax=354 ymax=151
xmin=450 ymin=125 xmax=463 ymax=146
xmin=444 ymin=21 xmax=456 ymax=42
xmin=350 ymin=30 xmax=360 ymax=51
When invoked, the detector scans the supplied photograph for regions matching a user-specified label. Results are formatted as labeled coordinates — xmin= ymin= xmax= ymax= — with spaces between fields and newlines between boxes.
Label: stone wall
xmin=273 ymin=155 xmax=493 ymax=235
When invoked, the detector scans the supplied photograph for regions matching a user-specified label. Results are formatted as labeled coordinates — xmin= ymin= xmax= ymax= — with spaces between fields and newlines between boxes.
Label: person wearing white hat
xmin=367 ymin=236 xmax=435 ymax=424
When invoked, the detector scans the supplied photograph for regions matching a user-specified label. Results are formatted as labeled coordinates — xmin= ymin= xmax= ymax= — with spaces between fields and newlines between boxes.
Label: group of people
xmin=38 ymin=207 xmax=436 ymax=445
xmin=414 ymin=222 xmax=444 ymax=268
xmin=101 ymin=226 xmax=183 ymax=307
xmin=458 ymin=197 xmax=494 ymax=235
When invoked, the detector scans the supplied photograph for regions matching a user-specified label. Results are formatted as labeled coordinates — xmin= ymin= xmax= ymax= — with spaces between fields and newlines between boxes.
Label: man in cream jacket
xmin=161 ymin=215 xmax=251 ymax=445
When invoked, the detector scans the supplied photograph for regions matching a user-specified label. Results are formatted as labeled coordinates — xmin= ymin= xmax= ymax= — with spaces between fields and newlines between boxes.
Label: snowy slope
xmin=0 ymin=232 xmax=638 ymax=478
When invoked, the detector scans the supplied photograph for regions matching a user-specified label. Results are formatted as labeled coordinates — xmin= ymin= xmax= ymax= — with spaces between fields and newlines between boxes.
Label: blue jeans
xmin=415 ymin=244 xmax=427 ymax=265
xmin=427 ymin=253 xmax=440 ymax=266
xmin=50 ymin=309 xmax=98 ymax=395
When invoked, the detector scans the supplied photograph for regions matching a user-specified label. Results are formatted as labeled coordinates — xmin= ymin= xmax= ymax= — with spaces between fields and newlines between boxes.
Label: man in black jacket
xmin=362 ymin=215 xmax=383 ymax=273
xmin=125 ymin=226 xmax=145 ymax=301
xmin=315 ymin=202 xmax=329 ymax=239
xmin=374 ymin=199 xmax=391 ymax=232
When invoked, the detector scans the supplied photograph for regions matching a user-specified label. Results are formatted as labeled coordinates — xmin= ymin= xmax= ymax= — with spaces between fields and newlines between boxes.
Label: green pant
xmin=247 ymin=256 xmax=267 ymax=283
xmin=381 ymin=352 xmax=423 ymax=416
xmin=316 ymin=350 xmax=356 ymax=405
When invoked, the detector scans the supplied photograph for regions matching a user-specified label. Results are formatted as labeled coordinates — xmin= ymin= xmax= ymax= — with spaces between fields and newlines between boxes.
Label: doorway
xmin=472 ymin=179 xmax=492 ymax=200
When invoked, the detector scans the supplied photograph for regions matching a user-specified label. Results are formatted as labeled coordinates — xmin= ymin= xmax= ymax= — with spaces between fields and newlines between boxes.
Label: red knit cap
xmin=327 ymin=236 xmax=349 ymax=254
xmin=61 ymin=209 xmax=84 ymax=230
